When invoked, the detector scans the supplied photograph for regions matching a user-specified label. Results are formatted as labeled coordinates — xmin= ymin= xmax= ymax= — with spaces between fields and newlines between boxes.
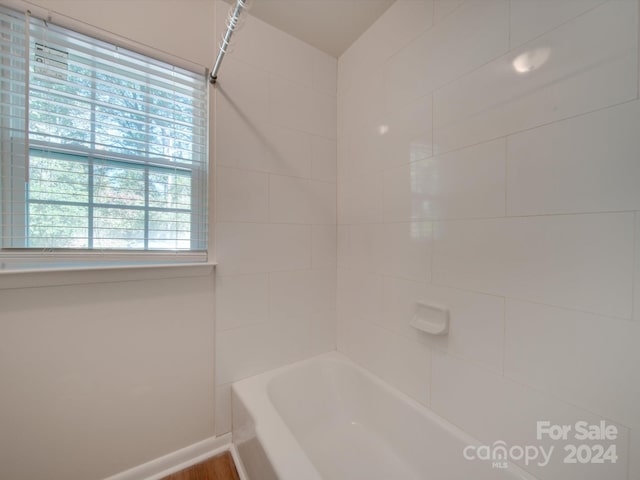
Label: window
xmin=0 ymin=7 xmax=208 ymax=269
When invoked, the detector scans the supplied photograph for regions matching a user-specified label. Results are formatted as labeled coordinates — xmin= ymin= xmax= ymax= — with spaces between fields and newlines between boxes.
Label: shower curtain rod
xmin=209 ymin=0 xmax=248 ymax=84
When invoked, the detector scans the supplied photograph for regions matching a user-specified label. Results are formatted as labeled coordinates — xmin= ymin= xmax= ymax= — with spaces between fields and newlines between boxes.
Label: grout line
xmin=428 ymin=277 xmax=635 ymax=324
xmin=429 ymin=221 xmax=435 ymax=284
xmin=632 ymin=211 xmax=637 ymax=322
xmin=426 ymin=346 xmax=432 ymax=407
xmin=345 ymin=97 xmax=638 ymax=185
xmin=626 ymin=428 xmax=632 ymax=480
xmin=217 ymin=163 xmax=337 ymax=184
xmin=507 ymin=0 xmax=613 ymax=52
xmin=501 ymin=296 xmax=507 ymax=377
xmin=507 ymin=0 xmax=511 ymax=50
xmin=434 ymin=346 xmax=635 ymax=434
xmin=334 ymin=210 xmax=639 ymax=227
xmin=432 ymin=96 xmax=639 ymax=159
xmin=504 ymin=136 xmax=509 ymax=217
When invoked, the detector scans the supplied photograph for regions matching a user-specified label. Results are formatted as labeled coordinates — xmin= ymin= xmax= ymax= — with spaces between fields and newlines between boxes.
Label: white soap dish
xmin=410 ymin=301 xmax=449 ymax=335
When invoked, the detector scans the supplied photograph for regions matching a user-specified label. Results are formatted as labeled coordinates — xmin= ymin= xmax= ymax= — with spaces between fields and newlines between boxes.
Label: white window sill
xmin=0 ymin=261 xmax=217 ymax=290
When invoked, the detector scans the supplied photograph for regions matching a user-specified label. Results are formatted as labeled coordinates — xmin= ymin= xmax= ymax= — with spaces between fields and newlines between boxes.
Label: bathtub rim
xmin=231 ymin=351 xmax=537 ymax=480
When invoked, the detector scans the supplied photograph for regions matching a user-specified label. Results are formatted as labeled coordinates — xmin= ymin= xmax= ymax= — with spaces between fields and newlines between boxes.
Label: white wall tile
xmin=216 ymin=223 xmax=311 ymax=276
xmin=381 ymin=222 xmax=432 ymax=283
xmin=216 ymin=98 xmax=271 ymax=173
xmin=214 ymin=0 xmax=338 ymax=410
xmin=269 ymin=176 xmax=335 ymax=224
xmin=269 ymin=175 xmax=311 ymax=224
xmin=266 ymin=29 xmax=315 ymax=89
xmin=383 ymin=161 xmax=432 ymax=222
xmin=509 ymin=0 xmax=606 ymax=49
xmin=310 ymin=309 xmax=337 ymax=355
xmin=336 ymin=225 xmax=350 ymax=268
xmin=311 ymin=136 xmax=337 ymax=182
xmin=342 ymin=73 xmax=386 ymax=136
xmin=262 ymin=123 xmax=313 ymax=179
xmin=375 ymin=331 xmax=431 ymax=406
xmin=636 ymin=212 xmax=640 ymax=322
xmin=215 ymin=58 xmax=270 ymax=123
xmin=347 ymin=122 xmax=388 ymax=177
xmin=382 ymin=277 xmax=505 ymax=373
xmin=269 ymin=269 xmax=335 ymax=322
xmin=308 ymin=89 xmax=337 ymax=140
xmin=341 ymin=224 xmax=384 ymax=274
xmin=339 ymin=0 xmax=433 ymax=97
xmin=269 ymin=76 xmax=336 ymax=139
xmin=216 ymin=167 xmax=269 ymax=223
xmin=338 ymin=173 xmax=384 ymax=224
xmin=309 ymin=181 xmax=337 ymax=225
xmin=433 ymin=0 xmax=639 ymax=153
xmin=505 ymin=299 xmax=640 ymax=430
xmin=312 ymin=50 xmax=337 ymax=97
xmin=383 ymin=94 xmax=433 ymax=170
xmin=507 ymin=100 xmax=640 ymax=216
xmin=433 ymin=0 xmax=463 ymax=24
xmin=336 ymin=126 xmax=352 ymax=182
xmin=337 ymin=268 xmax=384 ymax=325
xmin=384 ymin=139 xmax=506 ymax=222
xmin=433 ymin=213 xmax=635 ymax=318
xmin=215 ymin=383 xmax=232 ymax=435
xmin=216 ymin=273 xmax=269 ymax=331
xmin=431 ymin=351 xmax=629 ymax=480
xmin=216 ymin=317 xmax=311 ymax=385
xmin=312 ymin=225 xmax=337 ymax=269
xmin=216 ymin=114 xmax=312 ymax=178
xmin=336 ymin=312 xmax=389 ymax=378
xmin=336 ymin=0 xmax=640 ymax=476
xmin=385 ymin=0 xmax=509 ymax=108
xmin=219 ymin=2 xmax=315 ymax=89
xmin=631 ymin=431 xmax=640 ymax=480
xmin=337 ymin=307 xmax=430 ymax=407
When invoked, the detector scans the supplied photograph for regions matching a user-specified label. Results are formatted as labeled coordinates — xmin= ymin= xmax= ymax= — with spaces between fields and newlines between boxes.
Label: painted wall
xmin=337 ymin=1 xmax=640 ymax=479
xmin=0 ymin=1 xmax=217 ymax=479
xmin=212 ymin=0 xmax=337 ymax=435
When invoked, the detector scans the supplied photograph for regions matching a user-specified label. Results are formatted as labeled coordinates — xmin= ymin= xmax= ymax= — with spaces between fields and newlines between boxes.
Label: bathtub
xmin=232 ymin=352 xmax=535 ymax=480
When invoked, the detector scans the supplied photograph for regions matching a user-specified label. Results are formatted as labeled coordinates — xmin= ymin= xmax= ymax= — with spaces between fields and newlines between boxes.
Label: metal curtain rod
xmin=209 ymin=0 xmax=248 ymax=85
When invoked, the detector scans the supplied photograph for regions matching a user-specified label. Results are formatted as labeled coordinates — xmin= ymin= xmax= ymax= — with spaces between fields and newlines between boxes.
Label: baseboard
xmin=103 ymin=433 xmax=233 ymax=480
xmin=228 ymin=443 xmax=249 ymax=480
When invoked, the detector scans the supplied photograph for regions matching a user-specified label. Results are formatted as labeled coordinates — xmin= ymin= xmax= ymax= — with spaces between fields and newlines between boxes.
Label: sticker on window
xmin=34 ymin=43 xmax=68 ymax=80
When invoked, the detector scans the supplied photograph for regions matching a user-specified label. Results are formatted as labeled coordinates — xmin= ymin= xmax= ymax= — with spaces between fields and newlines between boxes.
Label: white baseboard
xmin=103 ymin=433 xmax=233 ymax=480
xmin=228 ymin=443 xmax=249 ymax=480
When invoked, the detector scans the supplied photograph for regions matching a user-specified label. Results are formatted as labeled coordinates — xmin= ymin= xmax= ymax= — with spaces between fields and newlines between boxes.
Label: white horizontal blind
xmin=0 ymin=6 xmax=208 ymax=267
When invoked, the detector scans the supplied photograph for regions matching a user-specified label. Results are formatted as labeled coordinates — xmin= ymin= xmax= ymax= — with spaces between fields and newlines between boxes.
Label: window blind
xmin=0 ymin=7 xmax=209 ymax=268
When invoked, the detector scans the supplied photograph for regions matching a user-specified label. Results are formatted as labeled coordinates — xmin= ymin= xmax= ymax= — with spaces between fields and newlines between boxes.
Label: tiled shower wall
xmin=337 ymin=1 xmax=640 ymax=480
xmin=213 ymin=0 xmax=337 ymax=434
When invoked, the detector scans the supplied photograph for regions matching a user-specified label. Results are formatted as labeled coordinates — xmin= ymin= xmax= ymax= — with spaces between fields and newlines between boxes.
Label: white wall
xmin=213 ymin=0 xmax=337 ymax=435
xmin=0 ymin=2 xmax=217 ymax=479
xmin=337 ymin=1 xmax=640 ymax=479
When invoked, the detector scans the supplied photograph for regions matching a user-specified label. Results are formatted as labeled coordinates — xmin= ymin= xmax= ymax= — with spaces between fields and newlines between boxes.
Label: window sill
xmin=0 ymin=261 xmax=217 ymax=290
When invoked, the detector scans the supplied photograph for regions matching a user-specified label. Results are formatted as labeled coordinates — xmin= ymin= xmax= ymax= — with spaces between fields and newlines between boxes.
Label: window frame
xmin=0 ymin=6 xmax=211 ymax=271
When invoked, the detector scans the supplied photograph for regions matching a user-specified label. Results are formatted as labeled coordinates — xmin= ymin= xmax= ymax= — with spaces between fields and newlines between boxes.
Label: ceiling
xmin=224 ymin=0 xmax=395 ymax=57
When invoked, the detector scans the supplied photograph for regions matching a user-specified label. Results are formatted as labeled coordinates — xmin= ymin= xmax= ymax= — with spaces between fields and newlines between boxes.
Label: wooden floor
xmin=160 ymin=452 xmax=240 ymax=480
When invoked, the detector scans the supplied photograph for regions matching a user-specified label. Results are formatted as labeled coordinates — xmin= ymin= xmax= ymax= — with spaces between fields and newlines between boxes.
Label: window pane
xmin=28 ymin=203 xmax=88 ymax=248
xmin=93 ymin=207 xmax=145 ymax=249
xmin=93 ymin=163 xmax=145 ymax=207
xmin=0 ymin=10 xmax=208 ymax=256
xmin=148 ymin=211 xmax=190 ymax=250
xmin=148 ymin=171 xmax=191 ymax=210
xmin=29 ymin=155 xmax=89 ymax=203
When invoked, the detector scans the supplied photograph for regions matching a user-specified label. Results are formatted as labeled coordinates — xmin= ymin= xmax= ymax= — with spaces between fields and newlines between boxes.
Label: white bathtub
xmin=232 ymin=352 xmax=535 ymax=480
